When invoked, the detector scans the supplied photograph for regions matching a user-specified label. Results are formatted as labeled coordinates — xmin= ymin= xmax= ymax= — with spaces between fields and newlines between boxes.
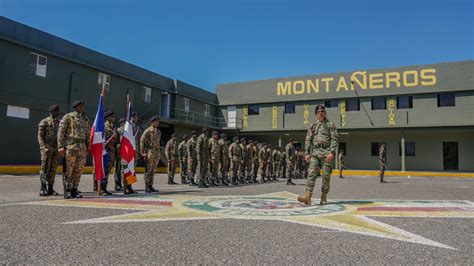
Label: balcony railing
xmin=163 ymin=108 xmax=227 ymax=128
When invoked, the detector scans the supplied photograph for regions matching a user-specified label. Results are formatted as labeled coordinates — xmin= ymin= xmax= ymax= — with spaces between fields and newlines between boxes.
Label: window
xmin=371 ymin=97 xmax=387 ymax=110
xmin=346 ymin=99 xmax=360 ymax=111
xmin=325 ymin=100 xmax=338 ymax=108
xmin=397 ymin=96 xmax=413 ymax=109
xmin=371 ymin=142 xmax=385 ymax=156
xmin=284 ymin=102 xmax=295 ymax=114
xmin=248 ymin=104 xmax=259 ymax=115
xmin=144 ymin=87 xmax=152 ymax=103
xmin=437 ymin=93 xmax=455 ymax=107
xmin=29 ymin=52 xmax=47 ymax=77
xmin=339 ymin=142 xmax=346 ymax=155
xmin=184 ymin=98 xmax=190 ymax=113
xmin=204 ymin=104 xmax=210 ymax=117
xmin=98 ymin=73 xmax=111 ymax=92
xmin=6 ymin=105 xmax=30 ymax=119
xmin=399 ymin=142 xmax=415 ymax=156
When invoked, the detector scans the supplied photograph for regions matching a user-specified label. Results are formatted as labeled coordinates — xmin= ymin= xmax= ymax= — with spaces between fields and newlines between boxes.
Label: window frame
xmin=98 ymin=73 xmax=111 ymax=92
xmin=29 ymin=52 xmax=47 ymax=78
xmin=204 ymin=104 xmax=210 ymax=117
xmin=144 ymin=86 xmax=152 ymax=103
xmin=284 ymin=102 xmax=295 ymax=114
xmin=324 ymin=100 xmax=339 ymax=108
xmin=399 ymin=141 xmax=416 ymax=156
xmin=437 ymin=93 xmax=455 ymax=107
xmin=397 ymin=96 xmax=413 ymax=109
xmin=184 ymin=98 xmax=190 ymax=113
xmin=371 ymin=97 xmax=387 ymax=110
xmin=346 ymin=99 xmax=360 ymax=112
xmin=248 ymin=104 xmax=260 ymax=115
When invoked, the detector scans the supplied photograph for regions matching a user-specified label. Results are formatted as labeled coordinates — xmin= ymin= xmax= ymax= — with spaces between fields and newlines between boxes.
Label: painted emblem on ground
xmin=23 ymin=191 xmax=474 ymax=250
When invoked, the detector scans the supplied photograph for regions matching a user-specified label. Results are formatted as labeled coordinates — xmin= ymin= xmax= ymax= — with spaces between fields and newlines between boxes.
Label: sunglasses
xmin=317 ymin=110 xmax=326 ymax=113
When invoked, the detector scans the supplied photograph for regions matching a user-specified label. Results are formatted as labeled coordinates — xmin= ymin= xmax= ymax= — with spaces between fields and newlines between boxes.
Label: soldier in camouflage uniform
xmin=285 ymin=139 xmax=297 ymax=185
xmin=37 ymin=104 xmax=60 ymax=196
xmin=272 ymin=147 xmax=282 ymax=180
xmin=178 ymin=134 xmax=189 ymax=184
xmin=280 ymin=150 xmax=287 ymax=180
xmin=266 ymin=145 xmax=274 ymax=181
xmin=251 ymin=141 xmax=259 ymax=182
xmin=140 ymin=116 xmax=161 ymax=193
xmin=228 ymin=137 xmax=241 ymax=185
xmin=379 ymin=144 xmax=387 ymax=183
xmin=218 ymin=133 xmax=230 ymax=185
xmin=208 ymin=131 xmax=221 ymax=186
xmin=196 ymin=128 xmax=210 ymax=188
xmin=297 ymin=105 xmax=338 ymax=205
xmin=239 ymin=138 xmax=247 ymax=184
xmin=100 ymin=110 xmax=118 ymax=195
xmin=165 ymin=133 xmax=179 ymax=185
xmin=258 ymin=144 xmax=268 ymax=182
xmin=338 ymin=149 xmax=345 ymax=179
xmin=58 ymin=100 xmax=90 ymax=199
xmin=186 ymin=131 xmax=198 ymax=186
xmin=246 ymin=140 xmax=254 ymax=183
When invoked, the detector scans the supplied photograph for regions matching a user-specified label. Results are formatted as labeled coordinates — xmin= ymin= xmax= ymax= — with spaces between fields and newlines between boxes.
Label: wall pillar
xmin=401 ymin=131 xmax=406 ymax=172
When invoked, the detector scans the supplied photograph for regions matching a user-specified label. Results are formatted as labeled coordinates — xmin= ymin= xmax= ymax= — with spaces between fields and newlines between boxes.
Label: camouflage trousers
xmin=167 ymin=159 xmax=177 ymax=179
xmin=209 ymin=159 xmax=219 ymax=181
xmin=187 ymin=157 xmax=197 ymax=180
xmin=266 ymin=162 xmax=273 ymax=178
xmin=230 ymin=159 xmax=240 ymax=179
xmin=286 ymin=160 xmax=295 ymax=181
xmin=246 ymin=161 xmax=253 ymax=180
xmin=379 ymin=163 xmax=385 ymax=178
xmin=219 ymin=158 xmax=229 ymax=179
xmin=115 ymin=154 xmax=122 ymax=186
xmin=179 ymin=157 xmax=187 ymax=180
xmin=65 ymin=144 xmax=87 ymax=190
xmin=39 ymin=149 xmax=59 ymax=185
xmin=273 ymin=162 xmax=280 ymax=178
xmin=196 ymin=158 xmax=209 ymax=182
xmin=252 ymin=161 xmax=259 ymax=178
xmin=145 ymin=151 xmax=160 ymax=187
xmin=280 ymin=163 xmax=286 ymax=179
xmin=239 ymin=161 xmax=246 ymax=178
xmin=306 ymin=156 xmax=334 ymax=193
xmin=258 ymin=161 xmax=267 ymax=180
xmin=339 ymin=163 xmax=344 ymax=177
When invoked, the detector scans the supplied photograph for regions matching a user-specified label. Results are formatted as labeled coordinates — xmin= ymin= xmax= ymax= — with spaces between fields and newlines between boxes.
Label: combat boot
xmin=149 ymin=186 xmax=158 ymax=193
xmin=72 ymin=188 xmax=83 ymax=198
xmin=100 ymin=187 xmax=113 ymax=196
xmin=380 ymin=177 xmax=387 ymax=183
xmin=64 ymin=189 xmax=73 ymax=199
xmin=181 ymin=176 xmax=188 ymax=185
xmin=47 ymin=184 xmax=59 ymax=196
xmin=115 ymin=181 xmax=123 ymax=192
xmin=198 ymin=178 xmax=207 ymax=188
xmin=320 ymin=192 xmax=328 ymax=205
xmin=297 ymin=191 xmax=312 ymax=205
xmin=189 ymin=178 xmax=198 ymax=186
xmin=39 ymin=182 xmax=48 ymax=197
xmin=145 ymin=184 xmax=151 ymax=193
xmin=287 ymin=180 xmax=296 ymax=185
xmin=168 ymin=176 xmax=178 ymax=185
xmin=93 ymin=179 xmax=98 ymax=192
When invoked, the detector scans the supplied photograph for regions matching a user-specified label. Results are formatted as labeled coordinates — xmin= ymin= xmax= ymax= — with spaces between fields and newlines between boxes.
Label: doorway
xmin=443 ymin=142 xmax=458 ymax=170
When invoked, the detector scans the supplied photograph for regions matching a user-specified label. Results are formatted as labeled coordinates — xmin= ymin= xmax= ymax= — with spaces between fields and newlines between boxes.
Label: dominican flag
xmin=120 ymin=101 xmax=137 ymax=184
xmin=90 ymin=95 xmax=107 ymax=181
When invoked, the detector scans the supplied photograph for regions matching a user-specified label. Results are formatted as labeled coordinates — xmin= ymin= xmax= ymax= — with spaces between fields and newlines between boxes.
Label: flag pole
xmin=98 ymin=85 xmax=106 ymax=196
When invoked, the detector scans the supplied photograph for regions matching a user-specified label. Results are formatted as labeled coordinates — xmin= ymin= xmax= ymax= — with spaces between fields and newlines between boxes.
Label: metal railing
xmin=165 ymin=108 xmax=228 ymax=128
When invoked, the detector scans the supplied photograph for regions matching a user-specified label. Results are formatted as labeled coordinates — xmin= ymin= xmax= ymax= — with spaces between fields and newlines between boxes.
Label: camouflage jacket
xmin=272 ymin=150 xmax=281 ymax=163
xmin=208 ymin=137 xmax=220 ymax=162
xmin=38 ymin=115 xmax=59 ymax=151
xmin=105 ymin=121 xmax=118 ymax=154
xmin=229 ymin=142 xmax=242 ymax=161
xmin=304 ymin=119 xmax=339 ymax=158
xmin=196 ymin=133 xmax=209 ymax=160
xmin=379 ymin=147 xmax=386 ymax=164
xmin=140 ymin=126 xmax=161 ymax=154
xmin=339 ymin=153 xmax=345 ymax=164
xmin=246 ymin=144 xmax=253 ymax=162
xmin=132 ymin=122 xmax=142 ymax=154
xmin=252 ymin=145 xmax=259 ymax=162
xmin=258 ymin=148 xmax=269 ymax=162
xmin=187 ymin=137 xmax=197 ymax=160
xmin=240 ymin=143 xmax=248 ymax=160
xmin=58 ymin=111 xmax=91 ymax=149
xmin=165 ymin=139 xmax=178 ymax=160
xmin=285 ymin=143 xmax=296 ymax=162
xmin=178 ymin=140 xmax=188 ymax=161
xmin=218 ymin=138 xmax=229 ymax=162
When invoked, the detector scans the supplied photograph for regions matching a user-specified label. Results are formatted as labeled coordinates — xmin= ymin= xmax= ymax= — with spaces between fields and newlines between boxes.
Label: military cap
xmin=132 ymin=111 xmax=138 ymax=116
xmin=171 ymin=133 xmax=177 ymax=138
xmin=315 ymin=104 xmax=326 ymax=112
xmin=201 ymin=127 xmax=209 ymax=133
xmin=212 ymin=130 xmax=218 ymax=135
xmin=191 ymin=131 xmax=197 ymax=135
xmin=49 ymin=104 xmax=59 ymax=112
xmin=119 ymin=118 xmax=126 ymax=123
xmin=148 ymin=115 xmax=159 ymax=123
xmin=72 ymin=100 xmax=84 ymax=108
xmin=220 ymin=133 xmax=226 ymax=138
xmin=104 ymin=110 xmax=114 ymax=118
xmin=233 ymin=136 xmax=238 ymax=142
xmin=182 ymin=134 xmax=188 ymax=140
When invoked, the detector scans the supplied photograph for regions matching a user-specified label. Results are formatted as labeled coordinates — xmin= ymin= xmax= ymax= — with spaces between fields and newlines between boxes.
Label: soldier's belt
xmin=314 ymin=142 xmax=330 ymax=148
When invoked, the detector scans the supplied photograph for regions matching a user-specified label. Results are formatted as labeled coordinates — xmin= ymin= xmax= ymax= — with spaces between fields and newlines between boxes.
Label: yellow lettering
xmin=293 ymin=80 xmax=305 ymax=95
xmin=369 ymin=73 xmax=384 ymax=89
xmin=336 ymin=77 xmax=349 ymax=92
xmin=307 ymin=79 xmax=319 ymax=94
xmin=277 ymin=82 xmax=292 ymax=96
xmin=303 ymin=104 xmax=310 ymax=125
xmin=403 ymin=70 xmax=418 ymax=87
xmin=350 ymin=71 xmax=367 ymax=90
xmin=421 ymin=68 xmax=437 ymax=86
xmin=385 ymin=72 xmax=401 ymax=88
xmin=321 ymin=77 xmax=334 ymax=93
xmin=272 ymin=105 xmax=278 ymax=129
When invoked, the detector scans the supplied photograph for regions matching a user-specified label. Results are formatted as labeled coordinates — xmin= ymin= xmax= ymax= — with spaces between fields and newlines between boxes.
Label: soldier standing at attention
xmin=165 ymin=133 xmax=179 ymax=185
xmin=272 ymin=147 xmax=281 ymax=180
xmin=208 ymin=131 xmax=221 ymax=186
xmin=338 ymin=149 xmax=345 ymax=179
xmin=115 ymin=118 xmax=125 ymax=192
xmin=140 ymin=116 xmax=161 ymax=193
xmin=218 ymin=133 xmax=230 ymax=186
xmin=229 ymin=137 xmax=241 ymax=185
xmin=258 ymin=144 xmax=268 ymax=182
xmin=58 ymin=100 xmax=90 ymax=199
xmin=297 ymin=105 xmax=338 ymax=206
xmin=379 ymin=144 xmax=387 ymax=183
xmin=37 ymin=104 xmax=61 ymax=196
xmin=196 ymin=128 xmax=210 ymax=188
xmin=246 ymin=140 xmax=254 ymax=183
xmin=186 ymin=131 xmax=198 ymax=186
xmin=178 ymin=134 xmax=189 ymax=184
xmin=285 ymin=138 xmax=297 ymax=185
xmin=239 ymin=138 xmax=248 ymax=184
xmin=251 ymin=141 xmax=259 ymax=183
xmin=280 ymin=150 xmax=287 ymax=181
xmin=101 ymin=110 xmax=117 ymax=195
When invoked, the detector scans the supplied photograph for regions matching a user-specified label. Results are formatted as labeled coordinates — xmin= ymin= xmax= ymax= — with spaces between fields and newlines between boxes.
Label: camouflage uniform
xmin=115 ymin=124 xmax=124 ymax=188
xmin=57 ymin=111 xmax=90 ymax=193
xmin=251 ymin=144 xmax=259 ymax=181
xmin=304 ymin=119 xmax=338 ymax=193
xmin=338 ymin=152 xmax=345 ymax=178
xmin=178 ymin=139 xmax=188 ymax=183
xmin=208 ymin=136 xmax=220 ymax=185
xmin=218 ymin=138 xmax=229 ymax=181
xmin=246 ymin=143 xmax=254 ymax=182
xmin=103 ymin=120 xmax=118 ymax=186
xmin=165 ymin=138 xmax=178 ymax=184
xmin=266 ymin=146 xmax=274 ymax=180
xmin=196 ymin=132 xmax=209 ymax=185
xmin=280 ymin=151 xmax=287 ymax=180
xmin=258 ymin=146 xmax=269 ymax=181
xmin=37 ymin=115 xmax=60 ymax=191
xmin=239 ymin=141 xmax=247 ymax=182
xmin=229 ymin=140 xmax=242 ymax=184
xmin=187 ymin=135 xmax=198 ymax=182
xmin=140 ymin=126 xmax=161 ymax=188
xmin=285 ymin=142 xmax=296 ymax=183
xmin=272 ymin=149 xmax=281 ymax=179
xmin=379 ymin=145 xmax=386 ymax=182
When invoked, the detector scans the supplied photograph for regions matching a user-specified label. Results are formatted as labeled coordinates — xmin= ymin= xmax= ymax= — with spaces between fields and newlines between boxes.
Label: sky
xmin=1 ymin=0 xmax=472 ymax=92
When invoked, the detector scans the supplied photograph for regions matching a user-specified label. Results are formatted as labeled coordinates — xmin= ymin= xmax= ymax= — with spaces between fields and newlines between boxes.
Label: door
xmin=227 ymin=106 xmax=236 ymax=128
xmin=443 ymin=142 xmax=458 ymax=170
xmin=160 ymin=93 xmax=170 ymax=118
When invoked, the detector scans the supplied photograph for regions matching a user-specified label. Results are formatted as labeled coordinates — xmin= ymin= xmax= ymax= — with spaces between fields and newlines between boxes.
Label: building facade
xmin=217 ymin=61 xmax=474 ymax=172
